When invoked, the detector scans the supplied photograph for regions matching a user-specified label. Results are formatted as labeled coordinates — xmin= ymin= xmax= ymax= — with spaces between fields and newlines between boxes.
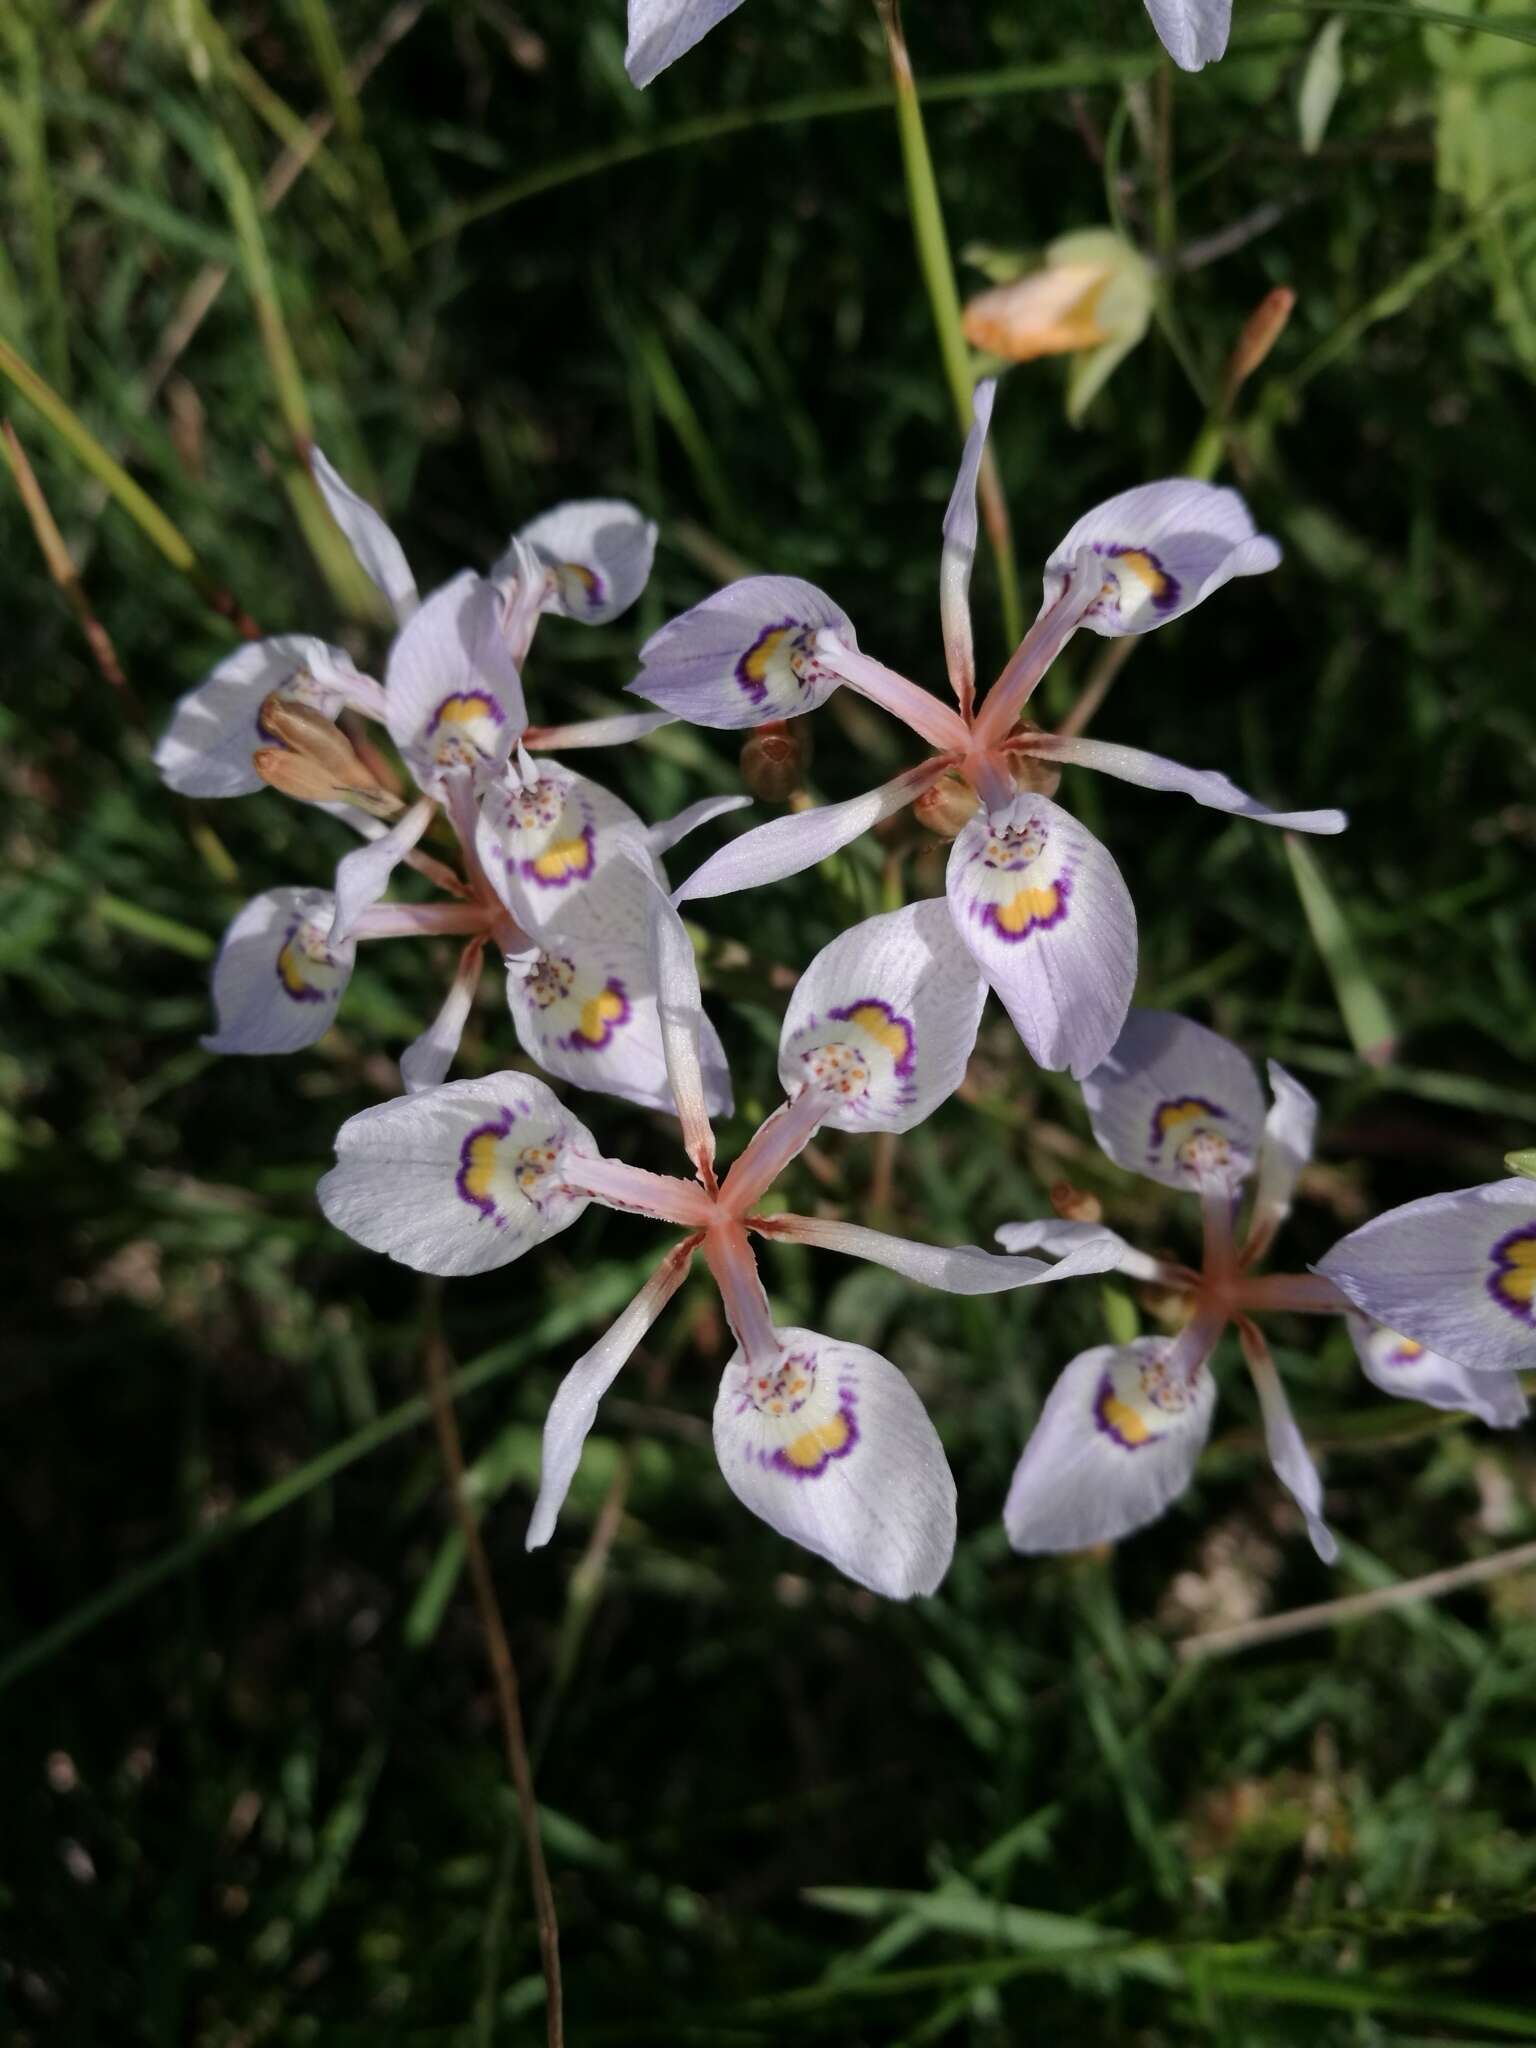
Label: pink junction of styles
xmin=632 ymin=379 xmax=1344 ymax=1078
xmin=315 ymin=876 xmax=1126 ymax=1596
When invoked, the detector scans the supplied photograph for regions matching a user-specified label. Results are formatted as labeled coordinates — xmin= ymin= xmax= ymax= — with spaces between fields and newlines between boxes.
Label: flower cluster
xmin=155 ymin=396 xmax=1527 ymax=1601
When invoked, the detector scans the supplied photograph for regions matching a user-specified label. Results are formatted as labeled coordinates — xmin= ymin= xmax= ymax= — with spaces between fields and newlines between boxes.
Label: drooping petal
xmin=673 ymin=761 xmax=942 ymax=905
xmin=712 ymin=1325 xmax=956 ymax=1597
xmin=995 ymin=1217 xmax=1170 ymax=1285
xmin=524 ymin=709 xmax=676 ymax=750
xmin=504 ymin=868 xmax=732 ymax=1123
xmin=1317 ymin=1180 xmax=1536 ymax=1374
xmin=499 ymin=500 xmax=658 ymax=626
xmin=940 ymin=379 xmax=994 ymax=713
xmin=316 ymin=1072 xmax=596 ymax=1276
xmin=1143 ymin=0 xmax=1231 ymax=71
xmin=644 ymin=864 xmax=721 ymax=1177
xmin=945 ymin=793 xmax=1137 ymax=1080
xmin=330 ymin=795 xmax=436 ymax=945
xmin=777 ymin=899 xmax=986 ymax=1133
xmin=1241 ymin=1331 xmax=1337 ymax=1563
xmin=384 ymin=571 xmax=526 ymax=795
xmin=1249 ymin=1059 xmax=1318 ymax=1236
xmin=629 ymin=575 xmax=857 ymax=730
xmin=1041 ymin=480 xmax=1278 ymax=636
xmin=625 ymin=0 xmax=747 ymax=85
xmin=399 ymin=938 xmax=486 ymax=1093
xmin=1347 ymin=1314 xmax=1529 ymax=1431
xmin=202 ymin=887 xmax=354 ymax=1054
xmin=154 ymin=635 xmax=373 ymax=798
xmin=645 ymin=792 xmax=753 ymax=859
xmin=1026 ymin=734 xmax=1346 ymax=834
xmin=475 ymin=754 xmax=648 ymax=932
xmin=526 ymin=1239 xmax=699 ymax=1548
xmin=1080 ymin=1008 xmax=1266 ymax=1194
xmin=1003 ymin=1337 xmax=1218 ymax=1554
xmin=766 ymin=1213 xmax=1125 ymax=1289
xmin=309 ymin=448 xmax=419 ymax=623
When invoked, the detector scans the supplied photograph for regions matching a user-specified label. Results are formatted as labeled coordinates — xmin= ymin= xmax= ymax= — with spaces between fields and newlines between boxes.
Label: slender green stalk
xmin=217 ymin=133 xmax=314 ymax=447
xmin=1283 ymin=833 xmax=1398 ymax=1066
xmin=0 ymin=334 xmax=256 ymax=632
xmin=873 ymin=0 xmax=1023 ymax=649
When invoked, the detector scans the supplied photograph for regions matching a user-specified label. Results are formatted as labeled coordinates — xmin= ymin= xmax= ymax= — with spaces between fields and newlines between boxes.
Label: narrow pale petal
xmin=766 ymin=1213 xmax=1124 ymax=1289
xmin=202 ymin=887 xmax=354 ymax=1054
xmin=524 ymin=709 xmax=676 ymax=750
xmin=646 ymin=863 xmax=719 ymax=1177
xmin=777 ymin=899 xmax=986 ymax=1133
xmin=399 ymin=938 xmax=486 ymax=1093
xmin=713 ymin=1325 xmax=956 ymax=1597
xmin=317 ymin=1072 xmax=596 ymax=1276
xmin=1003 ymin=1337 xmax=1219 ymax=1554
xmin=1347 ymin=1314 xmax=1529 ymax=1430
xmin=526 ymin=1240 xmax=699 ymax=1548
xmin=330 ymin=796 xmax=436 ymax=945
xmin=1081 ymin=1008 xmax=1266 ymax=1194
xmin=1241 ymin=1330 xmax=1338 ymax=1563
xmin=625 ymin=0 xmax=747 ymax=85
xmin=500 ymin=499 xmax=657 ymax=625
xmin=1042 ymin=480 xmax=1278 ymax=637
xmin=154 ymin=635 xmax=373 ymax=798
xmin=996 ymin=1218 xmax=1171 ymax=1286
xmin=945 ymin=793 xmax=1137 ymax=1080
xmin=384 ymin=571 xmax=527 ymax=795
xmin=674 ymin=761 xmax=943 ymax=905
xmin=1317 ymin=1179 xmax=1536 ymax=1374
xmin=1143 ymin=0 xmax=1231 ymax=71
xmin=1249 ymin=1059 xmax=1318 ymax=1238
xmin=812 ymin=640 xmax=970 ymax=751
xmin=630 ymin=575 xmax=857 ymax=730
xmin=940 ymin=378 xmax=994 ymax=713
xmin=645 ymin=792 xmax=753 ymax=859
xmin=1027 ymin=734 xmax=1346 ymax=834
xmin=309 ymin=447 xmax=419 ymax=622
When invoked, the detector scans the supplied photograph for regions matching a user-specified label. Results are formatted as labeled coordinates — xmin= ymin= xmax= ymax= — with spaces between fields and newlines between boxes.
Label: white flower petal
xmin=1029 ymin=734 xmax=1346 ymax=834
xmin=770 ymin=1214 xmax=1124 ymax=1290
xmin=945 ymin=793 xmax=1137 ymax=1080
xmin=713 ymin=1325 xmax=956 ymax=1597
xmin=201 ymin=886 xmax=354 ymax=1054
xmin=1144 ymin=0 xmax=1231 ymax=70
xmin=939 ymin=378 xmax=994 ymax=708
xmin=316 ymin=1072 xmax=595 ymax=1276
xmin=630 ymin=575 xmax=856 ymax=730
xmin=475 ymin=756 xmax=649 ymax=933
xmin=503 ymin=499 xmax=657 ymax=625
xmin=384 ymin=571 xmax=526 ymax=795
xmin=777 ymin=899 xmax=986 ymax=1133
xmin=625 ymin=0 xmax=747 ymax=85
xmin=1004 ymin=1337 xmax=1218 ymax=1553
xmin=309 ymin=447 xmax=419 ymax=623
xmin=1081 ymin=1009 xmax=1266 ymax=1194
xmin=672 ymin=763 xmax=936 ymax=905
xmin=154 ymin=635 xmax=369 ymax=798
xmin=1347 ymin=1314 xmax=1529 ymax=1430
xmin=1042 ymin=479 xmax=1278 ymax=637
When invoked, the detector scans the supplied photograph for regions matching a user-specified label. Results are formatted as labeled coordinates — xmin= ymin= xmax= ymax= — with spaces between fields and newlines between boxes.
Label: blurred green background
xmin=4 ymin=0 xmax=1536 ymax=2039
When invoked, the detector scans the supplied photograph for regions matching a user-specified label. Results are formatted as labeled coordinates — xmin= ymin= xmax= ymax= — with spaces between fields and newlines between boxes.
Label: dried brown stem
xmin=420 ymin=1306 xmax=563 ymax=2046
xmin=1179 ymin=1538 xmax=1536 ymax=1662
xmin=1055 ymin=635 xmax=1138 ymax=741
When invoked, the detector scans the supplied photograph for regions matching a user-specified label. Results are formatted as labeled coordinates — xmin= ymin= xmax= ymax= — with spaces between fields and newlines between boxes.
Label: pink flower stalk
xmin=316 ymin=878 xmax=1124 ymax=1595
xmin=632 ymin=380 xmax=1343 ymax=1077
xmin=996 ymin=1011 xmax=1528 ymax=1563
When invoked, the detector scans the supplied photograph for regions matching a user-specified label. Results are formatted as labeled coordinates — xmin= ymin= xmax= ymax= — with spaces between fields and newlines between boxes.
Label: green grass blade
xmin=1283 ymin=833 xmax=1399 ymax=1065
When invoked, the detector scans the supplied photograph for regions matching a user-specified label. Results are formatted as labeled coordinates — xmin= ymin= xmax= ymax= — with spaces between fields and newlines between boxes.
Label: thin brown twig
xmin=3 ymin=419 xmax=142 ymax=719
xmin=1178 ymin=1538 xmax=1536 ymax=1662
xmin=420 ymin=1304 xmax=564 ymax=2047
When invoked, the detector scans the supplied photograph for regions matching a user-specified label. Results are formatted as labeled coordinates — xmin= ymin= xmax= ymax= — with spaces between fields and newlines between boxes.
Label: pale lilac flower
xmin=153 ymin=634 xmax=386 ymax=798
xmin=1319 ymin=1180 xmax=1536 ymax=1380
xmin=997 ymin=1013 xmax=1525 ymax=1564
xmin=1144 ymin=0 xmax=1231 ymax=72
xmin=317 ymin=884 xmax=1123 ymax=1595
xmin=638 ymin=381 xmax=1341 ymax=1077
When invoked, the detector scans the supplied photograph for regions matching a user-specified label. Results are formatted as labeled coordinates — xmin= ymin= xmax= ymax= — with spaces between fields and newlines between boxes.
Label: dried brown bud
xmin=1049 ymin=1181 xmax=1103 ymax=1225
xmin=1008 ymin=727 xmax=1063 ymax=799
xmin=741 ymin=721 xmax=808 ymax=803
xmin=1223 ymin=287 xmax=1296 ymax=408
xmin=254 ymin=693 xmax=403 ymax=816
xmin=913 ymin=772 xmax=979 ymax=840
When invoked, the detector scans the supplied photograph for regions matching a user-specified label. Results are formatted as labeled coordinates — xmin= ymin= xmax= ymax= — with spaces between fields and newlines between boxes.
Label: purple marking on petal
xmin=767 ymin=1395 xmax=860 ymax=1480
xmin=735 ymin=618 xmax=810 ymax=705
xmin=1145 ymin=1095 xmax=1229 ymax=1168
xmin=426 ymin=689 xmax=506 ymax=737
xmin=976 ymin=867 xmax=1073 ymax=945
xmin=1487 ymin=1222 xmax=1536 ymax=1328
xmin=1093 ymin=542 xmax=1182 ymax=615
xmin=825 ymin=996 xmax=917 ymax=1077
xmin=556 ymin=977 xmax=632 ymax=1055
xmin=519 ymin=821 xmax=597 ymax=890
xmin=455 ymin=1106 xmax=516 ymax=1223
xmin=275 ymin=922 xmax=331 ymax=1004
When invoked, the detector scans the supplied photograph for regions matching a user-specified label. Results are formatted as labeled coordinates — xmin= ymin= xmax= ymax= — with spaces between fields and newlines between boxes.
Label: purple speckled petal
xmin=1348 ymin=1313 xmax=1529 ymax=1430
xmin=629 ymin=574 xmax=856 ymax=731
xmin=1041 ymin=479 xmax=1277 ymax=637
xmin=1081 ymin=1009 xmax=1266 ymax=1195
xmin=201 ymin=886 xmax=354 ymax=1055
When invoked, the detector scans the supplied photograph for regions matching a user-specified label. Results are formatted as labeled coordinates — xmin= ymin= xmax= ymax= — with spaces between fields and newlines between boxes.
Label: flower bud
xmin=913 ymin=772 xmax=979 ymax=840
xmin=962 ymin=228 xmax=1154 ymax=425
xmin=1049 ymin=1181 xmax=1103 ymax=1225
xmin=1222 ymin=287 xmax=1296 ymax=409
xmin=741 ymin=721 xmax=808 ymax=803
xmin=1009 ymin=730 xmax=1062 ymax=800
xmin=254 ymin=693 xmax=403 ymax=816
